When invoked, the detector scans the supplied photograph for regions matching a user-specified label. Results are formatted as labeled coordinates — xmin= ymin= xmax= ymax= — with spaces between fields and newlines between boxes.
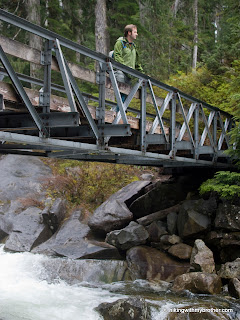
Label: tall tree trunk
xmin=95 ymin=0 xmax=109 ymax=55
xmin=26 ymin=0 xmax=42 ymax=81
xmin=192 ymin=0 xmax=198 ymax=70
xmin=172 ymin=0 xmax=181 ymax=18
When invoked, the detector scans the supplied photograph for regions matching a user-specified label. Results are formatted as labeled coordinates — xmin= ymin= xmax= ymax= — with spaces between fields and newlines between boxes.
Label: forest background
xmin=0 ymin=0 xmax=239 ymax=209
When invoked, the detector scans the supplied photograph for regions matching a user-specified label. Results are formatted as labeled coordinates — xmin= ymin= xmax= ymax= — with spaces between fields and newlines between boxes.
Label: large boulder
xmin=129 ymin=177 xmax=190 ymax=219
xmin=41 ymin=257 xmax=131 ymax=284
xmin=190 ymin=239 xmax=215 ymax=273
xmin=218 ymin=258 xmax=240 ymax=279
xmin=126 ymin=246 xmax=190 ymax=282
xmin=88 ymin=181 xmax=150 ymax=235
xmin=215 ymin=203 xmax=240 ymax=231
xmin=105 ymin=221 xmax=149 ymax=250
xmin=4 ymin=207 xmax=52 ymax=252
xmin=95 ymin=297 xmax=151 ymax=320
xmin=177 ymin=201 xmax=211 ymax=238
xmin=171 ymin=272 xmax=222 ymax=295
xmin=33 ymin=210 xmax=122 ymax=259
xmin=0 ymin=154 xmax=51 ymax=201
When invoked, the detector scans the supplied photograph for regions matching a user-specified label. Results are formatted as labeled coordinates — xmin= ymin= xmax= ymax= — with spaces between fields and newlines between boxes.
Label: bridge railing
xmin=0 ymin=9 xmax=234 ymax=166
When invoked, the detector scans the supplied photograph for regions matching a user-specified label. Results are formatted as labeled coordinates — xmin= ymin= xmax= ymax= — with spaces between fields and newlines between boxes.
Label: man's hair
xmin=124 ymin=24 xmax=137 ymax=37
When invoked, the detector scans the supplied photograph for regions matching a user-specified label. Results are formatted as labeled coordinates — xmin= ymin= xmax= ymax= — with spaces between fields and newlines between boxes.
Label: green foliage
xmin=167 ymin=60 xmax=240 ymax=114
xmin=199 ymin=171 xmax=240 ymax=200
xmin=42 ymin=159 xmax=141 ymax=211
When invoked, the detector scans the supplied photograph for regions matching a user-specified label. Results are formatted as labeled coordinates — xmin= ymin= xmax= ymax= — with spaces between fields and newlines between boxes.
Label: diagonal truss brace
xmin=199 ymin=106 xmax=216 ymax=152
xmin=149 ymin=91 xmax=173 ymax=135
xmin=176 ymin=94 xmax=195 ymax=148
xmin=218 ymin=112 xmax=230 ymax=150
xmin=106 ymin=61 xmax=128 ymax=124
xmin=147 ymin=80 xmax=167 ymax=142
xmin=53 ymin=39 xmax=77 ymax=113
xmin=0 ymin=45 xmax=49 ymax=137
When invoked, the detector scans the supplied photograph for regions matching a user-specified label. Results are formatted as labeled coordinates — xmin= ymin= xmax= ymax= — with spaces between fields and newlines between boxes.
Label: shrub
xmin=199 ymin=171 xmax=240 ymax=201
xmin=42 ymin=159 xmax=141 ymax=211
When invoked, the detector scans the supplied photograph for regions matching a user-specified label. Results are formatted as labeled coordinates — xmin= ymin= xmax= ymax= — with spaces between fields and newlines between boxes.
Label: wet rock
xmin=167 ymin=211 xmax=178 ymax=234
xmin=88 ymin=181 xmax=150 ymax=235
xmin=105 ymin=221 xmax=149 ymax=250
xmin=218 ymin=258 xmax=240 ymax=279
xmin=126 ymin=246 xmax=190 ymax=282
xmin=215 ymin=203 xmax=240 ymax=231
xmin=4 ymin=207 xmax=52 ymax=252
xmin=42 ymin=198 xmax=67 ymax=233
xmin=41 ymin=257 xmax=131 ymax=284
xmin=33 ymin=210 xmax=122 ymax=259
xmin=168 ymin=243 xmax=192 ymax=260
xmin=171 ymin=272 xmax=222 ymax=294
xmin=228 ymin=278 xmax=240 ymax=299
xmin=145 ymin=221 xmax=167 ymax=242
xmin=129 ymin=177 xmax=190 ymax=219
xmin=0 ymin=154 xmax=51 ymax=201
xmin=95 ymin=297 xmax=151 ymax=320
xmin=177 ymin=201 xmax=211 ymax=238
xmin=190 ymin=239 xmax=215 ymax=273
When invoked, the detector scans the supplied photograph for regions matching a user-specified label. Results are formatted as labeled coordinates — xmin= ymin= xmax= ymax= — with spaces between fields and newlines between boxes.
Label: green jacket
xmin=113 ymin=37 xmax=143 ymax=73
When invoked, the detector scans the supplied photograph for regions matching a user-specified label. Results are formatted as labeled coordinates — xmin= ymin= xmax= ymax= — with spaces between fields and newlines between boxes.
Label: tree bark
xmin=192 ymin=0 xmax=198 ymax=70
xmin=26 ymin=0 xmax=42 ymax=81
xmin=95 ymin=0 xmax=109 ymax=55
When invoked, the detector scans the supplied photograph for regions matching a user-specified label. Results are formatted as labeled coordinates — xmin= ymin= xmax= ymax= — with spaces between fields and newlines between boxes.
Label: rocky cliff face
xmin=0 ymin=154 xmax=239 ymax=301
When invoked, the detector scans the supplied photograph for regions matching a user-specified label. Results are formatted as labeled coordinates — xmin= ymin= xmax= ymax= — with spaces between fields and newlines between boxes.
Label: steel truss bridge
xmin=0 ymin=9 xmax=235 ymax=168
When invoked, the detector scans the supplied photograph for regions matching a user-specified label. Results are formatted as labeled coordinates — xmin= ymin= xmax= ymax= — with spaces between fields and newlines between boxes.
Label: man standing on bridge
xmin=113 ymin=24 xmax=143 ymax=111
xmin=113 ymin=24 xmax=143 ymax=85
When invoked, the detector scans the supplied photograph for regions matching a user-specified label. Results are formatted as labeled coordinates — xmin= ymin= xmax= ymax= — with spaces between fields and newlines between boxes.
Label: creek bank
xmin=0 ymin=155 xmax=239 ymax=319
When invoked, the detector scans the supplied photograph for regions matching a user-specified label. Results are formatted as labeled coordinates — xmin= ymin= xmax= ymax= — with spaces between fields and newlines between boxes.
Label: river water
xmin=0 ymin=245 xmax=239 ymax=320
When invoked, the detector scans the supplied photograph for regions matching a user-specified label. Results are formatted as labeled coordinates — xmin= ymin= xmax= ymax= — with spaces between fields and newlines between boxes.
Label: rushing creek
xmin=0 ymin=245 xmax=239 ymax=320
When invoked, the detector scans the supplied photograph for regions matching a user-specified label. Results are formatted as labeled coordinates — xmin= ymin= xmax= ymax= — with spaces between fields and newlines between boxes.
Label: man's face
xmin=129 ymin=27 xmax=138 ymax=41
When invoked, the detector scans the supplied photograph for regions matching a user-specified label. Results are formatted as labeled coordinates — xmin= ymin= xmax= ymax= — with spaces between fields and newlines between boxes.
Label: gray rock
xmin=171 ymin=272 xmax=222 ymax=295
xmin=215 ymin=203 xmax=240 ymax=231
xmin=41 ymin=257 xmax=131 ymax=284
xmin=146 ymin=221 xmax=168 ymax=242
xmin=42 ymin=198 xmax=67 ymax=233
xmin=167 ymin=211 xmax=178 ymax=234
xmin=95 ymin=297 xmax=151 ymax=320
xmin=190 ymin=239 xmax=215 ymax=273
xmin=33 ymin=210 xmax=122 ymax=259
xmin=106 ymin=222 xmax=149 ymax=250
xmin=0 ymin=155 xmax=51 ymax=201
xmin=218 ymin=258 xmax=240 ymax=279
xmin=88 ymin=181 xmax=150 ymax=235
xmin=140 ymin=173 xmax=154 ymax=181
xmin=228 ymin=278 xmax=240 ymax=299
xmin=4 ymin=207 xmax=52 ymax=252
xmin=168 ymin=243 xmax=192 ymax=260
xmin=160 ymin=234 xmax=181 ymax=245
xmin=126 ymin=246 xmax=190 ymax=282
xmin=177 ymin=202 xmax=211 ymax=238
xmin=129 ymin=178 xmax=189 ymax=219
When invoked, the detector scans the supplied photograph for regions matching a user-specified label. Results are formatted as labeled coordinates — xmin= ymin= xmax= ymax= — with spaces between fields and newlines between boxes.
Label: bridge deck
xmin=0 ymin=9 xmax=235 ymax=168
